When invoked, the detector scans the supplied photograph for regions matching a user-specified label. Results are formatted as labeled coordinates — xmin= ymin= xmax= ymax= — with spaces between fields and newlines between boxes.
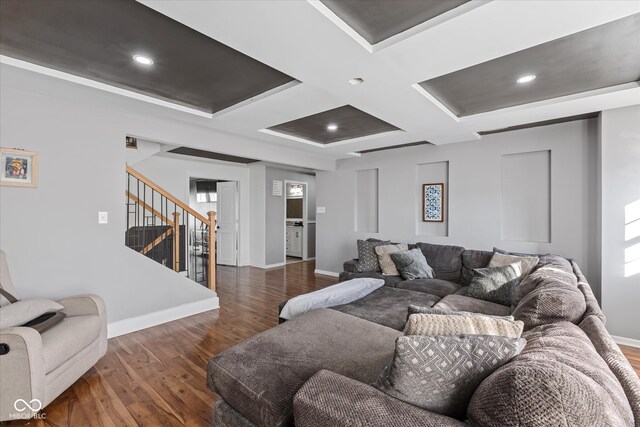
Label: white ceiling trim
xmin=371 ymin=1 xmax=493 ymax=53
xmin=462 ymin=81 xmax=640 ymax=122
xmin=466 ymin=83 xmax=640 ymax=132
xmin=306 ymin=0 xmax=373 ymax=53
xmin=259 ymin=128 xmax=327 ymax=148
xmin=259 ymin=127 xmax=404 ymax=149
xmin=411 ymin=83 xmax=460 ymax=122
xmin=0 ymin=55 xmax=214 ymax=119
xmin=210 ymin=80 xmax=301 ymax=118
xmin=307 ymin=0 xmax=492 ymax=54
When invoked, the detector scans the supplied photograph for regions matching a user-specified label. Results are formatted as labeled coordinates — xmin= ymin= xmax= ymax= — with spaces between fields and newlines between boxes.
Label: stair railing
xmin=125 ymin=165 xmax=216 ymax=291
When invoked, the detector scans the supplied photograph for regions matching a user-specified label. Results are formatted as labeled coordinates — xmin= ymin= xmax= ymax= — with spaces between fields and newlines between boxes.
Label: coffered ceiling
xmin=419 ymin=14 xmax=640 ymax=117
xmin=320 ymin=0 xmax=470 ymax=45
xmin=0 ymin=0 xmax=638 ymax=167
xmin=267 ymin=105 xmax=400 ymax=145
xmin=0 ymin=0 xmax=294 ymax=114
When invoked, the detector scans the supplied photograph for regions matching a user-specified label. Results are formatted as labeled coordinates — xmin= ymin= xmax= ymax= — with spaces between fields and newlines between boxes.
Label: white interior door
xmin=216 ymin=181 xmax=238 ymax=266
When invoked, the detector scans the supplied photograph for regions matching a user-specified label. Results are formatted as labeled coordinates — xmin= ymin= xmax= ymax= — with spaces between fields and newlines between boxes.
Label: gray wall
xmin=316 ymin=119 xmax=600 ymax=299
xmin=0 ymin=69 xmax=223 ymax=325
xmin=265 ymin=167 xmax=316 ymax=265
xmin=599 ymin=105 xmax=640 ymax=341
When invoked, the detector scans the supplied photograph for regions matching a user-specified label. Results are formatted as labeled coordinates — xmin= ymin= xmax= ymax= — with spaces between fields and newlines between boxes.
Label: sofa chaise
xmin=207 ymin=241 xmax=640 ymax=426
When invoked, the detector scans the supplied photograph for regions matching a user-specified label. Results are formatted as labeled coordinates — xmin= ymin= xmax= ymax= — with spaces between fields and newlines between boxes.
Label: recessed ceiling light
xmin=133 ymin=54 xmax=154 ymax=66
xmin=516 ymin=74 xmax=536 ymax=84
xmin=326 ymin=124 xmax=338 ymax=131
xmin=348 ymin=77 xmax=364 ymax=85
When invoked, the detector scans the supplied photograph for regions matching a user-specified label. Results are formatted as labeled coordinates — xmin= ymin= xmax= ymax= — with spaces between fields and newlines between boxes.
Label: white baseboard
xmin=107 ymin=296 xmax=220 ymax=338
xmin=612 ymin=335 xmax=640 ymax=349
xmin=304 ymin=257 xmax=316 ymax=261
xmin=314 ymin=269 xmax=339 ymax=277
xmin=253 ymin=262 xmax=287 ymax=269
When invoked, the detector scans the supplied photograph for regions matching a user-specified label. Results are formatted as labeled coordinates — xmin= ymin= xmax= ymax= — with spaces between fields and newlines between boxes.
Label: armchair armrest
xmin=293 ymin=370 xmax=466 ymax=427
xmin=0 ymin=327 xmax=45 ymax=421
xmin=56 ymin=294 xmax=106 ymax=318
xmin=343 ymin=259 xmax=358 ymax=273
xmin=55 ymin=294 xmax=108 ymax=356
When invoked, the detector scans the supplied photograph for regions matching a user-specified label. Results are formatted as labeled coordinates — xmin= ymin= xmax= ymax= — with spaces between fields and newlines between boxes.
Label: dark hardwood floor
xmin=8 ymin=261 xmax=335 ymax=426
xmin=6 ymin=261 xmax=640 ymax=426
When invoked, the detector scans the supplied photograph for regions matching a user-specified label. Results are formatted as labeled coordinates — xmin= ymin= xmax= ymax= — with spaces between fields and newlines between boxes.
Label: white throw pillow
xmin=0 ymin=298 xmax=64 ymax=330
xmin=489 ymin=252 xmax=539 ymax=278
xmin=375 ymin=244 xmax=409 ymax=276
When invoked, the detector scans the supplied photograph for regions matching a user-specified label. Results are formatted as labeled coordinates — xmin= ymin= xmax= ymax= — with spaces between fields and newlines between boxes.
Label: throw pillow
xmin=404 ymin=313 xmax=524 ymax=338
xmin=374 ymin=335 xmax=526 ymax=420
xmin=489 ymin=252 xmax=539 ymax=278
xmin=356 ymin=239 xmax=391 ymax=272
xmin=407 ymin=305 xmax=515 ymax=321
xmin=375 ymin=244 xmax=409 ymax=276
xmin=389 ymin=249 xmax=435 ymax=280
xmin=466 ymin=263 xmax=522 ymax=306
xmin=0 ymin=298 xmax=64 ymax=329
xmin=493 ymin=247 xmax=549 ymax=258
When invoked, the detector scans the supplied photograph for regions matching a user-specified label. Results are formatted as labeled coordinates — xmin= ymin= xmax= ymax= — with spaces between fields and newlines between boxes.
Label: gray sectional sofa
xmin=207 ymin=241 xmax=640 ymax=426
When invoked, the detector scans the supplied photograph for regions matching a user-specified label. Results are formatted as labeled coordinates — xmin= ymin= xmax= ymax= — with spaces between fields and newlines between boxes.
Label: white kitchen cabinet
xmin=286 ymin=226 xmax=303 ymax=257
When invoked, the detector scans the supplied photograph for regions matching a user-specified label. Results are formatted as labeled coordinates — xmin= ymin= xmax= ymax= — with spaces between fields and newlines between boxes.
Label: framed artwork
xmin=422 ymin=183 xmax=444 ymax=222
xmin=0 ymin=147 xmax=39 ymax=188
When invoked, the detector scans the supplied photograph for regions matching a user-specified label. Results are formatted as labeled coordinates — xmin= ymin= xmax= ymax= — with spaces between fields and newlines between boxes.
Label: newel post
xmin=172 ymin=211 xmax=180 ymax=272
xmin=208 ymin=211 xmax=217 ymax=291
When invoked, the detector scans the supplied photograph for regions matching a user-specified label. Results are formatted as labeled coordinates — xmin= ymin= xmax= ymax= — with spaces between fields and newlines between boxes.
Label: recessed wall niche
xmin=416 ymin=161 xmax=449 ymax=236
xmin=355 ymin=168 xmax=379 ymax=233
xmin=501 ymin=150 xmax=551 ymax=242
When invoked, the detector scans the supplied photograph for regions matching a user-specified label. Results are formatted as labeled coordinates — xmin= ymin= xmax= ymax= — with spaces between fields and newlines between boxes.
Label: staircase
xmin=125 ymin=165 xmax=216 ymax=290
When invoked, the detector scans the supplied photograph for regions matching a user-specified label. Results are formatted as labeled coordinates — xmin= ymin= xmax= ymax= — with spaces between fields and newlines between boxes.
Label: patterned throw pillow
xmin=374 ymin=335 xmax=526 ymax=420
xmin=407 ymin=305 xmax=515 ymax=321
xmin=375 ymin=244 xmax=408 ymax=276
xmin=403 ymin=313 xmax=524 ymax=338
xmin=356 ymin=239 xmax=391 ymax=272
xmin=489 ymin=252 xmax=539 ymax=278
xmin=466 ymin=263 xmax=521 ymax=306
xmin=389 ymin=249 xmax=435 ymax=280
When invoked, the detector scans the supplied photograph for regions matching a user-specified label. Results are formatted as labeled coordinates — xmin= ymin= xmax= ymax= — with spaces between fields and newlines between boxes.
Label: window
xmin=196 ymin=180 xmax=217 ymax=203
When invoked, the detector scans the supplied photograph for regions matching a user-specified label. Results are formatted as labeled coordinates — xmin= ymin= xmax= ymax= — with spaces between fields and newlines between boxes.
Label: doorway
xmin=284 ymin=181 xmax=307 ymax=264
xmin=188 ymin=178 xmax=239 ymax=267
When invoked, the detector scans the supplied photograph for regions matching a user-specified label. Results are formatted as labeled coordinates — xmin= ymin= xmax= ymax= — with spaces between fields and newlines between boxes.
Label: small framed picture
xmin=422 ymin=183 xmax=444 ymax=222
xmin=1 ymin=147 xmax=39 ymax=188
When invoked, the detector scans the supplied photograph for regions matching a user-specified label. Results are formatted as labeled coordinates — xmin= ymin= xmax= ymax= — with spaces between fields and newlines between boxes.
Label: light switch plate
xmin=316 ymin=207 xmax=326 ymax=214
xmin=98 ymin=212 xmax=108 ymax=224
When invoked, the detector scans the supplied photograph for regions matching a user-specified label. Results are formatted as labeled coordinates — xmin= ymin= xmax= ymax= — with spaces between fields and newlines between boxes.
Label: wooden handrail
xmin=126 ymin=191 xmax=175 ymax=226
xmin=208 ymin=211 xmax=217 ymax=292
xmin=127 ymin=166 xmax=209 ymax=224
xmin=172 ymin=212 xmax=181 ymax=272
xmin=140 ymin=228 xmax=173 ymax=255
xmin=126 ymin=165 xmax=216 ymax=291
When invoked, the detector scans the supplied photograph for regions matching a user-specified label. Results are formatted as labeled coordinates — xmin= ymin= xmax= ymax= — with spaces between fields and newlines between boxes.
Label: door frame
xmin=186 ymin=175 xmax=240 ymax=267
xmin=283 ymin=180 xmax=308 ymax=261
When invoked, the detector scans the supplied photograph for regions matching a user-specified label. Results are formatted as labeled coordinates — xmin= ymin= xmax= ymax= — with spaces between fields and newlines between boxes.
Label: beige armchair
xmin=0 ymin=250 xmax=107 ymax=421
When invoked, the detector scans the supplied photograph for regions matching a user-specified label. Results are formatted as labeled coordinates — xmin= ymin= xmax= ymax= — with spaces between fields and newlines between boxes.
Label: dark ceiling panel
xmin=419 ymin=14 xmax=640 ymax=117
xmin=478 ymin=112 xmax=600 ymax=135
xmin=169 ymin=147 xmax=259 ymax=164
xmin=0 ymin=0 xmax=294 ymax=113
xmin=321 ymin=0 xmax=469 ymax=45
xmin=359 ymin=141 xmax=431 ymax=154
xmin=268 ymin=105 xmax=400 ymax=144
